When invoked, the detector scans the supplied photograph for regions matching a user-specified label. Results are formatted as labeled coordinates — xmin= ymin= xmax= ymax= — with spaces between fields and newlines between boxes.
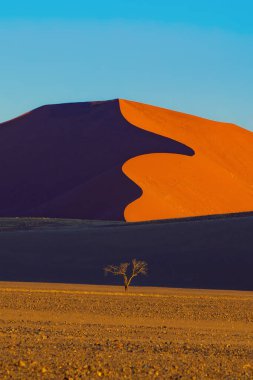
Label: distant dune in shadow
xmin=0 ymin=212 xmax=253 ymax=290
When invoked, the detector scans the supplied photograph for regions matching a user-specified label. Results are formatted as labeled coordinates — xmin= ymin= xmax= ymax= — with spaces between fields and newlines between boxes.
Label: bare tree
xmin=104 ymin=259 xmax=148 ymax=291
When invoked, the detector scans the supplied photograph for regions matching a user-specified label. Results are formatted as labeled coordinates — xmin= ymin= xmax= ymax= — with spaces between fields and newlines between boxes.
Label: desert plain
xmin=0 ymin=282 xmax=253 ymax=379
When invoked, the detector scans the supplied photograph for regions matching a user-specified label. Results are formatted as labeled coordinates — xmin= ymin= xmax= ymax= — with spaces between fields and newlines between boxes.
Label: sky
xmin=1 ymin=0 xmax=253 ymax=130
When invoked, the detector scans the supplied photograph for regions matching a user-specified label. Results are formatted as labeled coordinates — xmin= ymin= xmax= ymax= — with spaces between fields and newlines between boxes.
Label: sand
xmin=0 ymin=100 xmax=192 ymax=222
xmin=0 ymin=282 xmax=253 ymax=379
xmin=1 ymin=99 xmax=253 ymax=223
xmin=120 ymin=99 xmax=253 ymax=221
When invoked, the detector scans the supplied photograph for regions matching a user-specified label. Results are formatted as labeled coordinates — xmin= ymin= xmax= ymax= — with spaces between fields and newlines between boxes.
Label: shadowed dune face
xmin=0 ymin=213 xmax=253 ymax=289
xmin=0 ymin=100 xmax=193 ymax=221
xmin=119 ymin=99 xmax=253 ymax=221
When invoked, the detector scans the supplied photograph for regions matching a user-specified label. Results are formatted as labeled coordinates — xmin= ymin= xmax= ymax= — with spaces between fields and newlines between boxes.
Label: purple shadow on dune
xmin=0 ymin=99 xmax=194 ymax=220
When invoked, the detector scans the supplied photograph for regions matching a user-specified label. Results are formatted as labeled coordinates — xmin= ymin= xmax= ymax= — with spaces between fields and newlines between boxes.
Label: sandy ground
xmin=0 ymin=282 xmax=253 ymax=379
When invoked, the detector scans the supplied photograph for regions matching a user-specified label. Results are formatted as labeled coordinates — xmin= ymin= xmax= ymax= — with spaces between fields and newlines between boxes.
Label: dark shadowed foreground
xmin=0 ymin=212 xmax=253 ymax=290
xmin=0 ymin=282 xmax=252 ymax=379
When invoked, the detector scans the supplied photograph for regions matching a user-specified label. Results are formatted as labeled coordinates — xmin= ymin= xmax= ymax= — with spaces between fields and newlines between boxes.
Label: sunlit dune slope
xmin=119 ymin=99 xmax=253 ymax=221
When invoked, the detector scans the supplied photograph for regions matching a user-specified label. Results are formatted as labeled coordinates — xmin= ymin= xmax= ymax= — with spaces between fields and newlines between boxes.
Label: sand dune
xmin=0 ymin=100 xmax=192 ymax=221
xmin=0 ymin=213 xmax=252 ymax=290
xmin=0 ymin=99 xmax=252 ymax=221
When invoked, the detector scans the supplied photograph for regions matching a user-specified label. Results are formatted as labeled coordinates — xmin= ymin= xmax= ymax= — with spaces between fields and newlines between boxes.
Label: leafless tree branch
xmin=104 ymin=259 xmax=148 ymax=291
xmin=104 ymin=262 xmax=129 ymax=276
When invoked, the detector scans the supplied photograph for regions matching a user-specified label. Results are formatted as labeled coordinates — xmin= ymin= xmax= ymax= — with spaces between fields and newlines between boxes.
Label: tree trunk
xmin=127 ymin=275 xmax=134 ymax=289
xmin=124 ymin=275 xmax=128 ymax=292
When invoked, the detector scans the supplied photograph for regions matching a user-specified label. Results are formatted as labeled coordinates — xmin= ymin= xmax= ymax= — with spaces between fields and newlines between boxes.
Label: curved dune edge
xmin=119 ymin=99 xmax=253 ymax=222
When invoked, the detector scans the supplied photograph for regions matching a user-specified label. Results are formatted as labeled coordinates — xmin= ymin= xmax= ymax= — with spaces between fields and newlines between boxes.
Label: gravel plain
xmin=0 ymin=282 xmax=253 ymax=379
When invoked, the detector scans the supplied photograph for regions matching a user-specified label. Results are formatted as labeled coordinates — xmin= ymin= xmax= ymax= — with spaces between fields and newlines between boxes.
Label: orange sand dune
xmin=119 ymin=99 xmax=253 ymax=222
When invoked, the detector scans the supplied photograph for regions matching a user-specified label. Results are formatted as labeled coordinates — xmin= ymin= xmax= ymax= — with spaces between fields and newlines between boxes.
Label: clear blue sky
xmin=1 ymin=0 xmax=253 ymax=130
